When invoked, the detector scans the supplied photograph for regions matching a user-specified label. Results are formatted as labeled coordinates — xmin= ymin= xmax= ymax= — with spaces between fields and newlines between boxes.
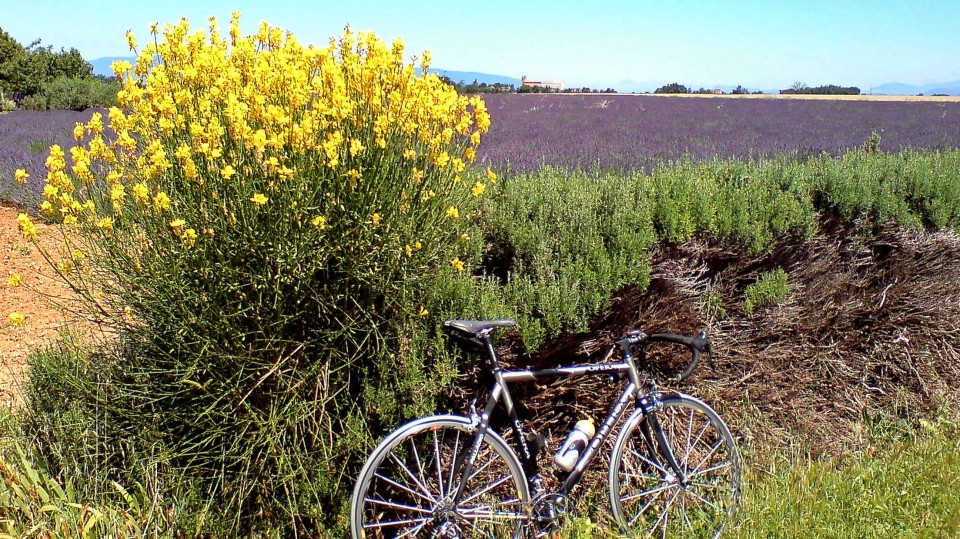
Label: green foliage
xmin=449 ymin=168 xmax=656 ymax=349
xmin=0 ymin=40 xmax=93 ymax=98
xmin=729 ymin=418 xmax=960 ymax=538
xmin=654 ymin=82 xmax=690 ymax=94
xmin=17 ymin=93 xmax=47 ymax=111
xmin=743 ymin=268 xmax=790 ymax=315
xmin=42 ymin=76 xmax=118 ymax=110
xmin=0 ymin=403 xmax=167 ymax=538
xmin=0 ymin=91 xmax=14 ymax=112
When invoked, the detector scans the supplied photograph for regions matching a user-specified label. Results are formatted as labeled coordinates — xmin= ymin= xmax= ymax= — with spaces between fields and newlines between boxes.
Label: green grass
xmin=560 ymin=417 xmax=960 ymax=538
xmin=729 ymin=419 xmax=960 ymax=538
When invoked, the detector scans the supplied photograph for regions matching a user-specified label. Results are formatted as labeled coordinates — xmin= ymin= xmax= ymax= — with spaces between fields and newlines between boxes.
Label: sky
xmin=4 ymin=0 xmax=960 ymax=93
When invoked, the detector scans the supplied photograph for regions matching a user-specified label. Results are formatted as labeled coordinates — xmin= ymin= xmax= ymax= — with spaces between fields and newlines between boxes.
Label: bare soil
xmin=0 ymin=202 xmax=96 ymax=403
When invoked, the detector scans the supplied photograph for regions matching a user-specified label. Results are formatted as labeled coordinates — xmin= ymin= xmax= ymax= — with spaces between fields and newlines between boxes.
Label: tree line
xmin=0 ymin=26 xmax=119 ymax=111
xmin=654 ymin=81 xmax=861 ymax=95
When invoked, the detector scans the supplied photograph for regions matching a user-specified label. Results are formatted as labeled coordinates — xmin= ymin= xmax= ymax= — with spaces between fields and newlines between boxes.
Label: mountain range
xmin=90 ymin=57 xmax=958 ymax=95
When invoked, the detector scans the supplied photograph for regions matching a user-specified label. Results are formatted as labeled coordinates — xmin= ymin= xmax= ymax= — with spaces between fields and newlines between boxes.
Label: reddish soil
xmin=0 ymin=203 xmax=96 ymax=403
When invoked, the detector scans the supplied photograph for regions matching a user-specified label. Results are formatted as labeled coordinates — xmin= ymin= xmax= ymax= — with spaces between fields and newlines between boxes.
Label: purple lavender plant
xmin=0 ymin=109 xmax=100 ymax=211
xmin=477 ymin=95 xmax=960 ymax=173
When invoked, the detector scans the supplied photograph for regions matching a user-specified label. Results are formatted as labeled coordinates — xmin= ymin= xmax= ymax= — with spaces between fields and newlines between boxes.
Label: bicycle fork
xmin=638 ymin=394 xmax=687 ymax=486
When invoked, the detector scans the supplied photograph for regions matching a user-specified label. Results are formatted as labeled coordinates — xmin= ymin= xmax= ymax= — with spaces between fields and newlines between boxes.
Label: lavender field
xmin=0 ymin=109 xmax=100 ymax=208
xmin=477 ymin=94 xmax=960 ymax=172
xmin=3 ymin=95 xmax=960 ymax=209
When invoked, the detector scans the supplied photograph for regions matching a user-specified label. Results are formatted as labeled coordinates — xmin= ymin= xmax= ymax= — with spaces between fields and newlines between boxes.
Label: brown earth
xmin=0 ymin=202 xmax=99 ymax=403
xmin=504 ymin=217 xmax=960 ymax=459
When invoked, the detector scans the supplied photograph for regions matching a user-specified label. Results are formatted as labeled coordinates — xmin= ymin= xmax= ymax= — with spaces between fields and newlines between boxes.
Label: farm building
xmin=521 ymin=76 xmax=564 ymax=91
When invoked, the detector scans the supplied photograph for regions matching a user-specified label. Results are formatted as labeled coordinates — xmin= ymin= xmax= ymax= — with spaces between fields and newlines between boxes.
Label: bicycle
xmin=351 ymin=319 xmax=742 ymax=538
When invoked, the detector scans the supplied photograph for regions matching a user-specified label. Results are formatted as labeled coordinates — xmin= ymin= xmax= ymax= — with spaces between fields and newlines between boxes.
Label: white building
xmin=521 ymin=76 xmax=564 ymax=91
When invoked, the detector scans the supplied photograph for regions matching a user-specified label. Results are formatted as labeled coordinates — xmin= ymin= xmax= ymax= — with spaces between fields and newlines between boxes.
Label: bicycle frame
xmin=451 ymin=332 xmax=676 ymax=508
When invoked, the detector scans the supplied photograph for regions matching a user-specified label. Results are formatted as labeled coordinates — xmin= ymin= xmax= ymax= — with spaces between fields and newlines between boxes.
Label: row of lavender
xmin=0 ymin=110 xmax=100 ymax=208
xmin=476 ymin=95 xmax=960 ymax=173
xmin=3 ymin=96 xmax=960 ymax=207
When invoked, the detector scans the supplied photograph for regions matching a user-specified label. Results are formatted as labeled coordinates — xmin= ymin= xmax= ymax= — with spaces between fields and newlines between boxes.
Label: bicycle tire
xmin=350 ymin=415 xmax=531 ymax=538
xmin=608 ymin=394 xmax=741 ymax=538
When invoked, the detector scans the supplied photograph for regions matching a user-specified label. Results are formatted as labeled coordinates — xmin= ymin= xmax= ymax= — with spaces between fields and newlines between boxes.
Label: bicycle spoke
xmin=373 ymin=472 xmax=436 ymax=506
xmin=689 ymin=459 xmax=733 ymax=479
xmin=627 ymin=487 xmax=664 ymax=527
xmin=433 ymin=429 xmax=445 ymax=499
xmin=459 ymin=473 xmax=515 ymax=505
xmin=447 ymin=428 xmax=462 ymax=495
xmin=364 ymin=496 xmax=434 ymax=515
xmin=628 ymin=445 xmax=671 ymax=477
xmin=621 ymin=481 xmax=677 ymax=503
xmin=691 ymin=438 xmax=725 ymax=475
xmin=389 ymin=451 xmax=437 ymax=503
xmin=362 ymin=515 xmax=432 ymax=529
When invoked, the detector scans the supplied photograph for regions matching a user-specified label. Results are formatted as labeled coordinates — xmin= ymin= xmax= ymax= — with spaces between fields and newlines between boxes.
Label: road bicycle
xmin=351 ymin=319 xmax=741 ymax=538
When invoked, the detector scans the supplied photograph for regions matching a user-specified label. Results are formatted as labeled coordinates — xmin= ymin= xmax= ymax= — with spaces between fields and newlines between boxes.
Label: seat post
xmin=480 ymin=331 xmax=502 ymax=369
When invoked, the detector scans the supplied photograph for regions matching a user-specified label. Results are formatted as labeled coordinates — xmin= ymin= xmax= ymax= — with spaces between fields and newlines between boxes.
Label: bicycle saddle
xmin=443 ymin=319 xmax=516 ymax=336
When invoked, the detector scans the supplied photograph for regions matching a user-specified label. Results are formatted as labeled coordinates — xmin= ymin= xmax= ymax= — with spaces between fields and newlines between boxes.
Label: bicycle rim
xmin=351 ymin=416 xmax=530 ymax=538
xmin=609 ymin=394 xmax=741 ymax=538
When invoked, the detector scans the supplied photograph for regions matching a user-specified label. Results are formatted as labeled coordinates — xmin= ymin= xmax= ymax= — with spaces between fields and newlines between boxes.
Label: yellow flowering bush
xmin=26 ymin=14 xmax=490 ymax=535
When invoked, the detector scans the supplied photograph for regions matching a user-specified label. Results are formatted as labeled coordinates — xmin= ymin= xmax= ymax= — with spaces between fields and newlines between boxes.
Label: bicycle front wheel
xmin=350 ymin=415 xmax=530 ymax=539
xmin=609 ymin=394 xmax=741 ymax=538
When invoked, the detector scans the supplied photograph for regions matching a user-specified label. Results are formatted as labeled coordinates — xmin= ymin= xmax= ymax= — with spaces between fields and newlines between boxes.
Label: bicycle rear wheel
xmin=608 ymin=394 xmax=741 ymax=538
xmin=351 ymin=415 xmax=530 ymax=538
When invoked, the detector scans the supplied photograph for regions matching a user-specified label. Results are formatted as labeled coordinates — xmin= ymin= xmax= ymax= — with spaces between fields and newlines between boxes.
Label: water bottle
xmin=553 ymin=418 xmax=595 ymax=472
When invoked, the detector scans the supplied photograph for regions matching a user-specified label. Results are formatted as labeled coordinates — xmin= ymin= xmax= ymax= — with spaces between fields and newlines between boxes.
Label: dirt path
xmin=0 ymin=203 xmax=94 ymax=402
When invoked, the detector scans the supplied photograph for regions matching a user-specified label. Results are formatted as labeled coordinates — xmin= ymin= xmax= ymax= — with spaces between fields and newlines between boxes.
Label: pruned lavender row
xmin=476 ymin=94 xmax=960 ymax=173
xmin=0 ymin=109 xmax=100 ymax=208
xmin=3 ymin=96 xmax=960 ymax=208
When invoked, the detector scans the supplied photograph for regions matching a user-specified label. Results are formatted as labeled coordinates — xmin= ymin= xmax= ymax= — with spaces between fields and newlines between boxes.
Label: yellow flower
xmin=72 ymin=249 xmax=85 ymax=261
xmin=153 ymin=192 xmax=172 ymax=213
xmin=460 ymin=233 xmax=469 ymax=242
xmin=62 ymin=215 xmax=78 ymax=227
xmin=57 ymin=260 xmax=74 ymax=274
xmin=125 ymin=29 xmax=137 ymax=51
xmin=445 ymin=206 xmax=459 ymax=219
xmin=169 ymin=218 xmax=186 ymax=233
xmin=372 ymin=213 xmax=381 ymax=226
xmin=8 ymin=312 xmax=25 ymax=328
xmin=16 ymin=213 xmax=37 ymax=240
xmin=311 ymin=215 xmax=327 ymax=229
xmin=349 ymin=138 xmax=365 ymax=157
xmin=132 ymin=183 xmax=150 ymax=206
xmin=486 ymin=168 xmax=498 ymax=183
xmin=14 ymin=168 xmax=29 ymax=185
xmin=221 ymin=165 xmax=237 ymax=179
xmin=181 ymin=228 xmax=198 ymax=247
xmin=96 ymin=217 xmax=114 ymax=232
xmin=250 ymin=193 xmax=268 ymax=206
xmin=450 ymin=257 xmax=465 ymax=271
xmin=471 ymin=181 xmax=486 ymax=197
xmin=7 ymin=274 xmax=23 ymax=287
xmin=418 ymin=306 xmax=429 ymax=317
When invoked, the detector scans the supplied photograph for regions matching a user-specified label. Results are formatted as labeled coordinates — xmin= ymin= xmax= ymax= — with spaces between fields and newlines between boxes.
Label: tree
xmin=731 ymin=85 xmax=748 ymax=94
xmin=791 ymin=81 xmax=808 ymax=92
xmin=0 ymin=27 xmax=26 ymax=94
xmin=654 ymin=82 xmax=690 ymax=94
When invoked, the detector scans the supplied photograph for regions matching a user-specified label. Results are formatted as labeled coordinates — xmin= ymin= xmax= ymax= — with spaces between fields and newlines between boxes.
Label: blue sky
xmin=4 ymin=0 xmax=959 ymax=92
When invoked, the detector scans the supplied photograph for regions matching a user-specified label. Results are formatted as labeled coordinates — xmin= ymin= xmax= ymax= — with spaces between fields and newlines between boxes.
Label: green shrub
xmin=18 ymin=93 xmax=46 ymax=110
xmin=23 ymin=17 xmax=490 ymax=535
xmin=41 ymin=76 xmax=118 ymax=110
xmin=743 ymin=268 xmax=790 ymax=316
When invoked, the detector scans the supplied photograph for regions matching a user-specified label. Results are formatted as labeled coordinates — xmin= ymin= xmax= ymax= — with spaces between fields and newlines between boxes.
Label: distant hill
xmin=91 ymin=56 xmax=136 ymax=77
xmin=871 ymin=81 xmax=960 ymax=96
xmin=429 ymin=69 xmax=520 ymax=87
